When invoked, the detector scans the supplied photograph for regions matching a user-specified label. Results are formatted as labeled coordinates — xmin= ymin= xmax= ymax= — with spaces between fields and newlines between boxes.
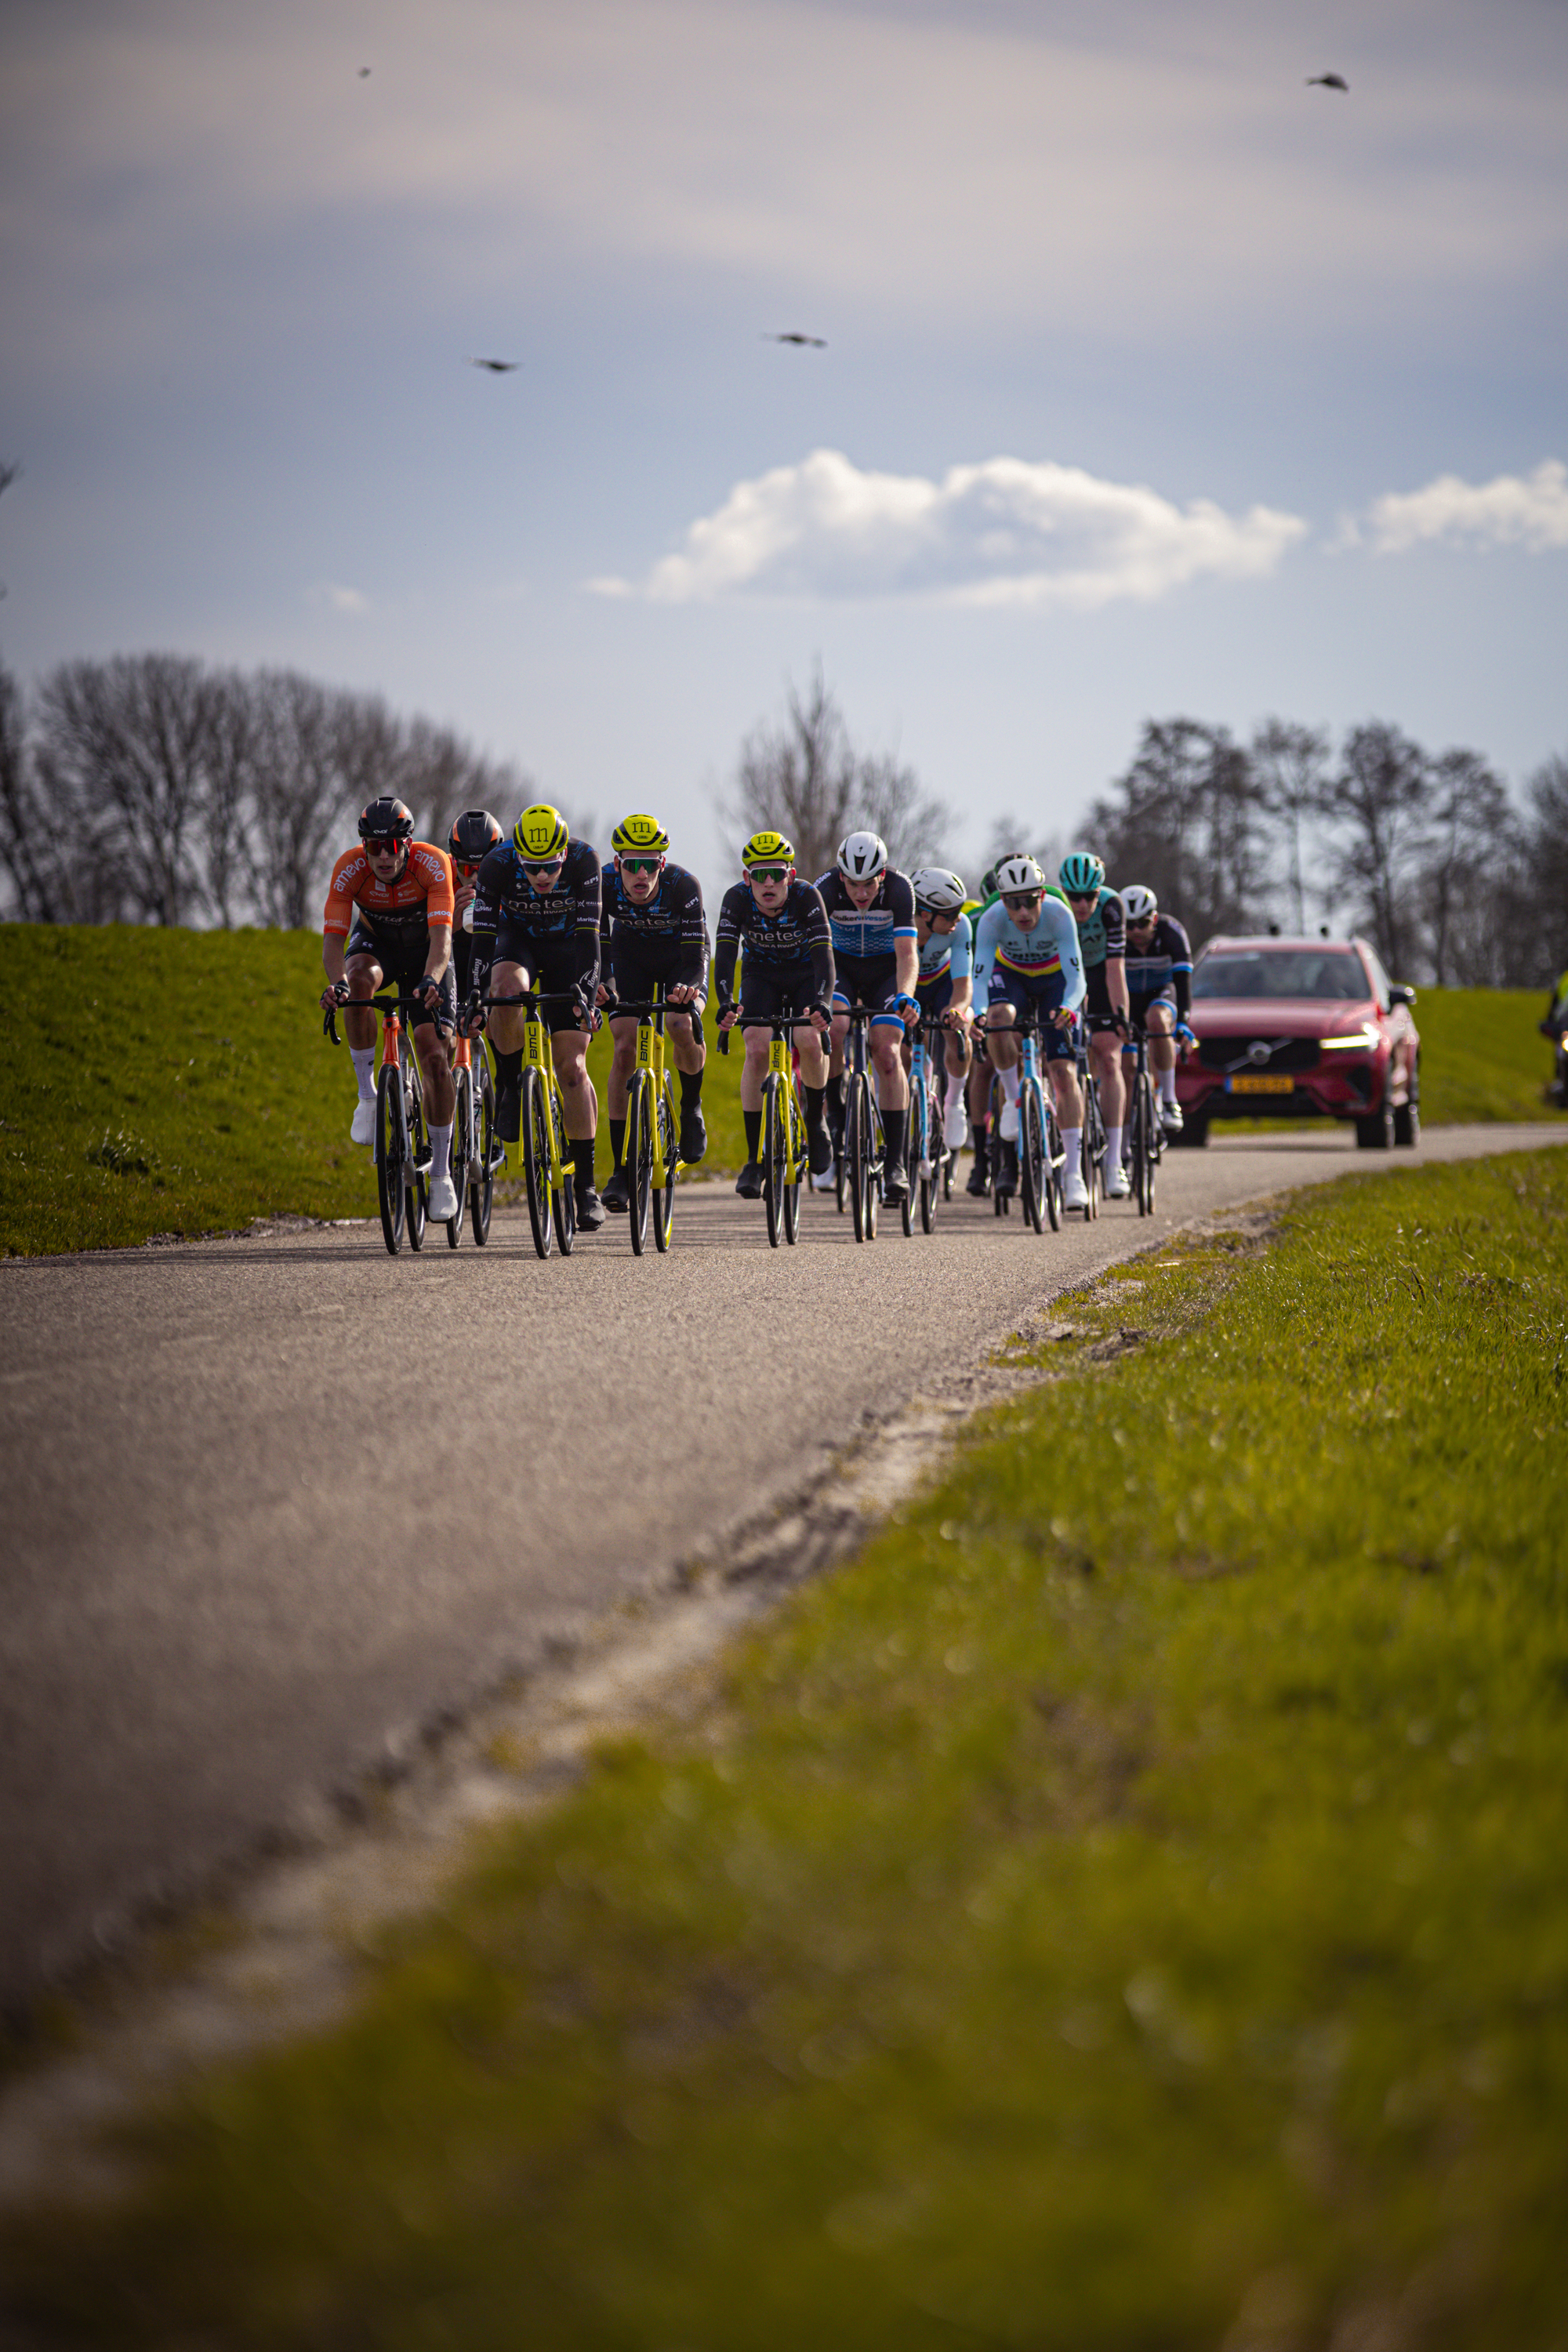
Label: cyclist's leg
xmin=1040 ymin=1010 xmax=1087 ymax=1205
xmin=408 ymin=966 xmax=459 ymax=1210
xmin=1144 ymin=995 xmax=1180 ymax=1123
xmin=734 ymin=964 xmax=793 ymax=1190
xmin=484 ymin=931 xmax=535 ymax=1137
xmin=789 ymin=1001 xmax=833 ymax=1175
xmin=341 ymin=935 xmax=383 ymax=1138
xmin=601 ymin=1013 xmax=640 ymax=1207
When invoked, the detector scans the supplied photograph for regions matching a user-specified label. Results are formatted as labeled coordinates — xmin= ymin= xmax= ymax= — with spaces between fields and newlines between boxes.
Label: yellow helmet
xmin=612 ymin=812 xmax=670 ymax=857
xmin=513 ymin=803 xmax=569 ymax=862
xmin=742 ymin=829 xmax=795 ymax=870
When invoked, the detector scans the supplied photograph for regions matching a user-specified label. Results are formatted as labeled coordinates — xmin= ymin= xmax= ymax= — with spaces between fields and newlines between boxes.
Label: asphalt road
xmin=2 ymin=1120 xmax=1563 ymax=2004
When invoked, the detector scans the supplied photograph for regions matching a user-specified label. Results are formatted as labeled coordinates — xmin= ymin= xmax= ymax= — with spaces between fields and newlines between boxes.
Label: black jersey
xmin=470 ymin=838 xmax=601 ymax=996
xmin=599 ymin=861 xmax=708 ymax=989
xmin=713 ymin=879 xmax=834 ymax=1005
xmin=812 ymin=867 xmax=918 ymax=963
xmin=1124 ymin=914 xmax=1193 ymax=1017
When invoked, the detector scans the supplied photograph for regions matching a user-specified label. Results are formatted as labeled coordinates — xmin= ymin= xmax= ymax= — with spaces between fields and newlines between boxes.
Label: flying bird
xmin=466 ymin=358 xmax=521 ymax=373
xmin=358 ymin=66 xmax=371 ymax=77
xmin=1305 ymin=72 xmax=1348 ymax=90
xmin=765 ymin=332 xmax=827 ymax=348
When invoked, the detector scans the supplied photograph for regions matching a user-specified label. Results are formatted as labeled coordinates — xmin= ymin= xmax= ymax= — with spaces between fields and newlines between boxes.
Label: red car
xmin=1174 ymin=935 xmax=1421 ymax=1149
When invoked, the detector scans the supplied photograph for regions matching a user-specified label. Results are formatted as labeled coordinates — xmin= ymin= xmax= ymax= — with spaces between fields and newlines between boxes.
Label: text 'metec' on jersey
xmin=1124 ymin=913 xmax=1194 ymax=1005
xmin=470 ymin=838 xmax=601 ymax=944
xmin=323 ymin=841 xmax=454 ymax=944
xmin=713 ymin=877 xmax=833 ymax=971
xmin=600 ymin=860 xmax=708 ymax=986
xmin=813 ymin=868 xmax=918 ymax=961
xmin=918 ymin=909 xmax=973 ymax=984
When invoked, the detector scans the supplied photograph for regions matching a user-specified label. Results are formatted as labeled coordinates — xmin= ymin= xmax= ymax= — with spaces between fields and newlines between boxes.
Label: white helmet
xmin=1120 ymin=884 xmax=1158 ymax=922
xmin=837 ymin=830 xmax=888 ymax=882
xmin=910 ymin=866 xmax=967 ymax=913
xmin=994 ymin=855 xmax=1045 ymax=897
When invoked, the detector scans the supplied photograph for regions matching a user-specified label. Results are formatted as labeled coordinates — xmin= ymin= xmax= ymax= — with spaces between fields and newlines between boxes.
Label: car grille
xmin=1198 ymin=1036 xmax=1322 ymax=1074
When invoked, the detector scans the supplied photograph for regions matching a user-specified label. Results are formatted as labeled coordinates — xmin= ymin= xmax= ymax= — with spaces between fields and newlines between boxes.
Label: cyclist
xmin=816 ymin=832 xmax=920 ymax=1207
xmin=713 ymin=830 xmax=835 ymax=1198
xmin=963 ymin=853 xmax=1066 ymax=1196
xmin=909 ymin=867 xmax=975 ymax=1160
xmin=1118 ymin=884 xmax=1195 ymax=1135
xmin=596 ymin=813 xmax=710 ymax=1213
xmin=448 ymin=808 xmax=504 ymax=1012
xmin=466 ymin=802 xmax=607 ymax=1230
xmin=1058 ymin=850 xmax=1131 ymax=1200
xmin=320 ymin=795 xmax=459 ymax=1222
xmin=972 ymin=852 xmax=1089 ymax=1210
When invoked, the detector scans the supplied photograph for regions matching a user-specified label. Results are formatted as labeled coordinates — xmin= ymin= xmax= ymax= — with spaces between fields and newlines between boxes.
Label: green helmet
xmin=1058 ymin=851 xmax=1106 ymax=895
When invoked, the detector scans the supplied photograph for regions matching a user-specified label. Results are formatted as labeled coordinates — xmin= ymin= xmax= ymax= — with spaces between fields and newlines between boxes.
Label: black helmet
xmin=358 ymin=795 xmax=415 ymax=843
xmin=448 ymin=808 xmax=503 ymax=867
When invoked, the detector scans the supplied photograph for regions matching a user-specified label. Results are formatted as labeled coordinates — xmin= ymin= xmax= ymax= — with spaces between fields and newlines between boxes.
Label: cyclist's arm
xmin=971 ymin=903 xmax=1000 ymax=1004
xmin=321 ymin=851 xmax=359 ymax=996
xmin=713 ymin=889 xmax=743 ymax=1010
xmin=673 ymin=870 xmax=708 ymax=991
xmin=572 ymin=848 xmax=602 ymax=1002
xmin=802 ymin=882 xmax=836 ymax=1011
xmin=322 ymin=931 xmax=348 ymax=992
xmin=1167 ymin=920 xmax=1193 ymax=1020
xmin=1047 ymin=899 xmax=1087 ymax=1014
xmin=1106 ymin=953 xmax=1130 ymax=1021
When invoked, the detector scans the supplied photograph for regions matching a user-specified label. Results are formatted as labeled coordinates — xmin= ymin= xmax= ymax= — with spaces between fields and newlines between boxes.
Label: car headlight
xmin=1320 ymin=1026 xmax=1380 ymax=1051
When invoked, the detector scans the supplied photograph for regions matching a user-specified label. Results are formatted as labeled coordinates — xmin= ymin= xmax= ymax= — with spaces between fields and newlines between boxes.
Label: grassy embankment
xmin=8 ymin=1149 xmax=1567 ymax=2347
xmin=1 ymin=925 xmax=746 ymax=1255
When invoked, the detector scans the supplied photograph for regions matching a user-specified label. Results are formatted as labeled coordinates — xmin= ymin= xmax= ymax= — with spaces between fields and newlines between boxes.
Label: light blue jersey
xmin=972 ymin=895 xmax=1085 ymax=1011
xmin=918 ymin=911 xmax=973 ymax=983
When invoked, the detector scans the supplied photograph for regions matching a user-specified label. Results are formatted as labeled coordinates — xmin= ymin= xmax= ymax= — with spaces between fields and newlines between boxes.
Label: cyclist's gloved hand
xmin=1174 ymin=1022 xmax=1195 ymax=1046
xmin=895 ymin=993 xmax=920 ymax=1022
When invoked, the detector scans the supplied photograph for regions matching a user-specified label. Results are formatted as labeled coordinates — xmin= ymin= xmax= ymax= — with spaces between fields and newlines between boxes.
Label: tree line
xmin=0 ymin=653 xmax=529 ymax=930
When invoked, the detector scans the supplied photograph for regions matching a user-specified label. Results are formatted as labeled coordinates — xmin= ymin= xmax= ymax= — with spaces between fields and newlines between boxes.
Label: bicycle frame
xmin=484 ymin=988 xmax=581 ymax=1258
xmin=609 ymin=991 xmax=688 ymax=1254
xmin=723 ymin=1011 xmax=812 ymax=1247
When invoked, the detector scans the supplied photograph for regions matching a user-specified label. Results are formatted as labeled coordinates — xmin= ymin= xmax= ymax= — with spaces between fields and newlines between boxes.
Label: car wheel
xmin=1356 ymin=1102 xmax=1395 ymax=1149
xmin=1393 ymin=1057 xmax=1421 ymax=1148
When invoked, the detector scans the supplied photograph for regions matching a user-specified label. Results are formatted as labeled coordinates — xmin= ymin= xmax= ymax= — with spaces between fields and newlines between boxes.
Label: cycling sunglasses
xmin=619 ymin=856 xmax=663 ymax=874
xmin=750 ymin=866 xmax=791 ymax=885
xmin=1003 ymin=890 xmax=1044 ymax=910
xmin=521 ymin=857 xmax=565 ymax=877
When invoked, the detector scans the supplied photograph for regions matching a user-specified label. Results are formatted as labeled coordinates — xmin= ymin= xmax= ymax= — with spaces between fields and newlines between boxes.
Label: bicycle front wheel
xmin=652 ymin=1082 xmax=677 ymax=1252
xmin=782 ymin=1084 xmax=804 ymax=1244
xmin=628 ymin=1070 xmax=653 ymax=1257
xmin=763 ymin=1077 xmax=786 ymax=1249
xmin=404 ymin=1049 xmax=428 ymax=1250
xmin=521 ymin=1065 xmax=553 ymax=1258
xmin=550 ymin=1083 xmax=575 ymax=1257
xmin=447 ymin=1066 xmax=471 ymax=1248
xmin=1044 ymin=1098 xmax=1063 ymax=1231
xmin=375 ymin=1065 xmax=405 ymax=1254
xmin=1137 ymin=1073 xmax=1158 ymax=1216
xmin=847 ymin=1074 xmax=873 ymax=1242
xmin=471 ymin=1052 xmax=495 ymax=1245
xmin=1019 ymin=1081 xmax=1045 ymax=1234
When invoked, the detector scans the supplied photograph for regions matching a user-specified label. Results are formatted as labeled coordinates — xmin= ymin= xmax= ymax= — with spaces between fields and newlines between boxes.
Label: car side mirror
xmin=1387 ymin=984 xmax=1416 ymax=1007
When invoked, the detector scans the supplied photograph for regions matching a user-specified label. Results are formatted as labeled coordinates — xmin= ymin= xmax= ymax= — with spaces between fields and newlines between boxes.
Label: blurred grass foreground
xmin=8 ymin=1148 xmax=1568 ymax=2347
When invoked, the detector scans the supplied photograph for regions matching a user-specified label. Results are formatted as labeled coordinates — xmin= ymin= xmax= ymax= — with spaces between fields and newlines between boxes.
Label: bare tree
xmin=1317 ymin=722 xmax=1432 ymax=976
xmin=249 ymin=672 xmax=368 ymax=931
xmin=1417 ymin=748 xmax=1518 ymax=985
xmin=1524 ymin=752 xmax=1568 ymax=982
xmin=1085 ymin=719 xmax=1268 ymax=942
xmin=722 ymin=666 xmax=952 ymax=881
xmin=200 ymin=670 xmax=257 ymax=928
xmin=1250 ymin=718 xmax=1330 ymax=934
xmin=35 ymin=655 xmax=215 ymax=924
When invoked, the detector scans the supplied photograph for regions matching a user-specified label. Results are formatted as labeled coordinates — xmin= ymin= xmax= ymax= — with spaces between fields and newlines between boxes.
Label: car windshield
xmin=1193 ymin=950 xmax=1368 ymax=1001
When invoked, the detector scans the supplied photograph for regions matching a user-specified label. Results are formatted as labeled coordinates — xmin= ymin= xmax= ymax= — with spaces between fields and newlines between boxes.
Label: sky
xmin=2 ymin=0 xmax=1566 ymax=891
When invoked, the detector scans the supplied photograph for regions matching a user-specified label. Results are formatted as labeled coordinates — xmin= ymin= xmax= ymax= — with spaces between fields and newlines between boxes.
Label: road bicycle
xmin=1121 ymin=1018 xmax=1163 ymax=1218
xmin=608 ymin=988 xmax=686 ymax=1255
xmin=1073 ymin=1031 xmax=1105 ymax=1221
xmin=324 ymin=985 xmax=432 ymax=1255
xmin=720 ymin=1010 xmax=811 ymax=1247
xmin=483 ymin=989 xmax=579 ymax=1260
xmin=451 ymin=1029 xmax=503 ymax=1247
xmin=980 ymin=1004 xmax=1063 ymax=1236
xmin=906 ymin=1013 xmax=946 ymax=1236
xmin=840 ymin=1005 xmax=889 ymax=1243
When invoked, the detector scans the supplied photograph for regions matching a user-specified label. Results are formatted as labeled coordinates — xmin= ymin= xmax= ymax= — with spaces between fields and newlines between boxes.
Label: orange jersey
xmin=323 ymin=840 xmax=455 ymax=943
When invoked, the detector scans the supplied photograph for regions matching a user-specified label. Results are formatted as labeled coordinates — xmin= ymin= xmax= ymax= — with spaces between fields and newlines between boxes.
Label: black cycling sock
xmin=803 ymin=1082 xmax=826 ymax=1131
xmin=492 ymin=1046 xmax=523 ymax=1089
xmin=882 ymin=1106 xmax=906 ymax=1165
xmin=573 ymin=1137 xmax=597 ymax=1187
xmin=827 ymin=1073 xmax=845 ymax=1120
xmin=743 ymin=1109 xmax=761 ymax=1160
xmin=680 ymin=1065 xmax=703 ymax=1105
xmin=609 ymin=1116 xmax=626 ymax=1170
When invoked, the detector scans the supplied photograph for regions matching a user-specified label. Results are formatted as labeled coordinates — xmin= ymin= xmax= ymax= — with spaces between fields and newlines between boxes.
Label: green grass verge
xmin=9 ymin=1150 xmax=1567 ymax=2347
xmin=1413 ymin=988 xmax=1561 ymax=1124
xmin=0 ymin=926 xmax=746 ymax=1254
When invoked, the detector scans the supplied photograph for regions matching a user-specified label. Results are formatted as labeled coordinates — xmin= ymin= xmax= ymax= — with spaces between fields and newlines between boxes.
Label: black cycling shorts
xmin=345 ymin=923 xmax=457 ymax=1033
xmin=608 ymin=935 xmax=703 ymax=1033
xmin=489 ymin=927 xmax=591 ymax=1033
xmin=985 ymin=966 xmax=1077 ymax=1064
xmin=1084 ymin=963 xmax=1129 ymax=1029
xmin=738 ymin=958 xmax=822 ymax=1028
xmin=833 ymin=952 xmax=904 ymax=1029
xmin=1128 ymin=989 xmax=1177 ymax=1032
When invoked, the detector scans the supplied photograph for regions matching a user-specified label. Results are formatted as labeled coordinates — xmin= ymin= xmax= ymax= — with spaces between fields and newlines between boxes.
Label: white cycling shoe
xmin=350 ymin=1097 xmax=376 ymax=1146
xmin=1160 ymin=1099 xmax=1185 ymax=1133
xmin=811 ymin=1167 xmax=837 ymax=1192
xmin=999 ymin=1100 xmax=1020 ymax=1142
xmin=426 ymin=1172 xmax=459 ymax=1221
xmin=1062 ymin=1168 xmax=1090 ymax=1211
xmin=1105 ymin=1163 xmax=1131 ymax=1200
xmin=943 ymin=1098 xmax=969 ymax=1153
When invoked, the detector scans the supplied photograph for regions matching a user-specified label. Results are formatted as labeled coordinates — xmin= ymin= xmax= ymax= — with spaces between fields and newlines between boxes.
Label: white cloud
xmin=598 ymin=449 xmax=1307 ymax=608
xmin=1356 ymin=459 xmax=1568 ymax=554
xmin=306 ymin=581 xmax=368 ymax=613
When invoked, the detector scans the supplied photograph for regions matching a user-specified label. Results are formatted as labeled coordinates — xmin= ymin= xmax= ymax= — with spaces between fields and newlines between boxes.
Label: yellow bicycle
xmin=722 ymin=1010 xmax=810 ymax=1247
xmin=485 ymin=988 xmax=578 ymax=1259
xmin=611 ymin=986 xmax=685 ymax=1254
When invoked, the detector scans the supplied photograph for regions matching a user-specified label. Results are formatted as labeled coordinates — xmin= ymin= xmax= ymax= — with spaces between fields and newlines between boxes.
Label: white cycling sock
xmin=1159 ymin=1065 xmax=1177 ymax=1105
xmin=350 ymin=1045 xmax=376 ymax=1100
xmin=1104 ymin=1123 xmax=1122 ymax=1168
xmin=1063 ymin=1128 xmax=1083 ymax=1181
xmin=1000 ymin=1064 xmax=1020 ymax=1105
xmin=429 ymin=1123 xmax=452 ymax=1182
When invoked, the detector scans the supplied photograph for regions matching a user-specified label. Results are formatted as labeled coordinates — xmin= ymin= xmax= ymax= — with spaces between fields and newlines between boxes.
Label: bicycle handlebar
xmin=322 ymin=984 xmax=434 ymax=1045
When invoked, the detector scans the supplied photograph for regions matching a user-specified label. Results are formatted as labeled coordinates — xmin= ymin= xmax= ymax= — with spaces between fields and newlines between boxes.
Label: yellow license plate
xmin=1229 ymin=1074 xmax=1294 ymax=1094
